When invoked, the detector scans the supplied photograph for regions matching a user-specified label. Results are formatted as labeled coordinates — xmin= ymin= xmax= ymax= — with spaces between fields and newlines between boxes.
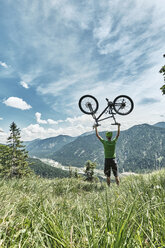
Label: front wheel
xmin=78 ymin=95 xmax=99 ymax=115
xmin=113 ymin=95 xmax=134 ymax=115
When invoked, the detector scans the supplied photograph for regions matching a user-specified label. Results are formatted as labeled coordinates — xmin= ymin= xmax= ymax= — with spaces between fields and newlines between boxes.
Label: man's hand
xmin=93 ymin=123 xmax=100 ymax=129
xmin=93 ymin=124 xmax=97 ymax=129
xmin=115 ymin=122 xmax=121 ymax=126
xmin=111 ymin=122 xmax=121 ymax=126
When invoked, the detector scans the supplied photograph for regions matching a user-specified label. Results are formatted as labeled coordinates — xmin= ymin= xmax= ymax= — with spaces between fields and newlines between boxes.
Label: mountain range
xmin=25 ymin=135 xmax=76 ymax=157
xmin=25 ymin=122 xmax=165 ymax=173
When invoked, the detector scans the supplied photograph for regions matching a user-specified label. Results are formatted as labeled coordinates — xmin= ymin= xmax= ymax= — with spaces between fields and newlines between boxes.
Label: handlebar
xmin=111 ymin=123 xmax=121 ymax=125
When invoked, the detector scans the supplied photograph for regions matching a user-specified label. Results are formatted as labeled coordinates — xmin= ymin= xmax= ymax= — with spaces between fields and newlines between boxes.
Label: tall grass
xmin=0 ymin=170 xmax=165 ymax=247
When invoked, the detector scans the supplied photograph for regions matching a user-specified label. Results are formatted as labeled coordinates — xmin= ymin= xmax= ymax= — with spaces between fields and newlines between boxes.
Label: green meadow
xmin=0 ymin=170 xmax=165 ymax=248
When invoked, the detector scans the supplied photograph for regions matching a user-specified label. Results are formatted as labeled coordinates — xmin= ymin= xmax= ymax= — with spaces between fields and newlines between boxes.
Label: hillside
xmin=25 ymin=135 xmax=76 ymax=157
xmin=51 ymin=124 xmax=165 ymax=172
xmin=0 ymin=170 xmax=165 ymax=247
xmin=117 ymin=124 xmax=165 ymax=172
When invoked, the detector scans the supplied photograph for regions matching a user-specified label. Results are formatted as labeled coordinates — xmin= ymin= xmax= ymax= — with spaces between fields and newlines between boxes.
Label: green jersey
xmin=100 ymin=138 xmax=118 ymax=158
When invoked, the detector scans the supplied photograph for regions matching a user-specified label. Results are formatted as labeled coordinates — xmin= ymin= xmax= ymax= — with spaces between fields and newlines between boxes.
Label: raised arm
xmin=115 ymin=123 xmax=121 ymax=140
xmin=94 ymin=125 xmax=102 ymax=141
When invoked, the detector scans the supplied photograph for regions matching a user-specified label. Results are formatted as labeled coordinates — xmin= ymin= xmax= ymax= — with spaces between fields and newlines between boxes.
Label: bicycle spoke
xmin=81 ymin=98 xmax=96 ymax=112
xmin=114 ymin=98 xmax=132 ymax=114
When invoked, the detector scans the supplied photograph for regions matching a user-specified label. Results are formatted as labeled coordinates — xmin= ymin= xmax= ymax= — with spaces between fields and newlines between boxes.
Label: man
xmin=94 ymin=123 xmax=120 ymax=186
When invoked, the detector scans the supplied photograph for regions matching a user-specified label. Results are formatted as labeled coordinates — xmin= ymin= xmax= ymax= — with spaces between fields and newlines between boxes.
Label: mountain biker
xmin=94 ymin=124 xmax=121 ymax=186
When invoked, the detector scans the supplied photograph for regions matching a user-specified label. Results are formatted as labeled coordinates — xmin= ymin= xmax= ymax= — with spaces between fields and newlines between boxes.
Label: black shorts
xmin=104 ymin=158 xmax=118 ymax=177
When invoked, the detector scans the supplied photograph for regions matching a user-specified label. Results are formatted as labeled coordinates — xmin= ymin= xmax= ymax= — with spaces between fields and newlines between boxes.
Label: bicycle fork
xmin=86 ymin=103 xmax=99 ymax=126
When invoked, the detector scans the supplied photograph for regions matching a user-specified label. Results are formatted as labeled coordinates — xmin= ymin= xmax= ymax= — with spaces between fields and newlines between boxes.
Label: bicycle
xmin=78 ymin=95 xmax=134 ymax=126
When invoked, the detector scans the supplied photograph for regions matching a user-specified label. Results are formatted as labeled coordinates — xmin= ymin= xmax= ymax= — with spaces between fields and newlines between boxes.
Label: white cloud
xmin=0 ymin=61 xmax=8 ymax=68
xmin=0 ymin=117 xmax=3 ymax=120
xmin=0 ymin=129 xmax=8 ymax=144
xmin=47 ymin=119 xmax=58 ymax=124
xmin=35 ymin=113 xmax=64 ymax=125
xmin=3 ymin=97 xmax=32 ymax=110
xmin=20 ymin=81 xmax=29 ymax=89
xmin=35 ymin=112 xmax=47 ymax=124
xmin=21 ymin=114 xmax=94 ymax=141
xmin=65 ymin=115 xmax=93 ymax=125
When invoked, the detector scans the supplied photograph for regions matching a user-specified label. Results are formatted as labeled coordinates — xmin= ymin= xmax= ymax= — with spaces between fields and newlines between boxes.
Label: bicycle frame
xmin=88 ymin=98 xmax=117 ymax=126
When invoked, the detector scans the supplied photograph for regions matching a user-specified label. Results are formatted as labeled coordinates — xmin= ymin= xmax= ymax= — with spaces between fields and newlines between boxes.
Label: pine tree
xmin=69 ymin=165 xmax=73 ymax=178
xmin=74 ymin=168 xmax=79 ymax=178
xmin=84 ymin=160 xmax=96 ymax=181
xmin=6 ymin=122 xmax=31 ymax=178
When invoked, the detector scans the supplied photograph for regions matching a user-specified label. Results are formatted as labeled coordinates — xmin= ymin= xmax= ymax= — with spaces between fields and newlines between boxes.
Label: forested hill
xmin=29 ymin=158 xmax=69 ymax=178
xmin=50 ymin=124 xmax=165 ymax=172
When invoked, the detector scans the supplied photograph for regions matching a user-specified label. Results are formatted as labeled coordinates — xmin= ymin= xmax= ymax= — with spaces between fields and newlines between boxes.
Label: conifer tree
xmin=84 ymin=160 xmax=96 ymax=181
xmin=69 ymin=165 xmax=73 ymax=178
xmin=74 ymin=168 xmax=79 ymax=178
xmin=6 ymin=122 xmax=31 ymax=178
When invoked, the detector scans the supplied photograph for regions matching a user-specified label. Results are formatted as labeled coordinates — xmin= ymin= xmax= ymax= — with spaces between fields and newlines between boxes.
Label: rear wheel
xmin=113 ymin=95 xmax=134 ymax=115
xmin=78 ymin=95 xmax=99 ymax=115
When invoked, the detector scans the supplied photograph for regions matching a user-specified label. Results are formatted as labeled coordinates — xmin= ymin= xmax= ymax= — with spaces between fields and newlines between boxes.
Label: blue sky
xmin=0 ymin=0 xmax=165 ymax=142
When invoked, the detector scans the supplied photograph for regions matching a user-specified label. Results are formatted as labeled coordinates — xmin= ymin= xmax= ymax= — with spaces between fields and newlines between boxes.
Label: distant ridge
xmin=153 ymin=122 xmax=165 ymax=128
xmin=26 ymin=135 xmax=76 ymax=157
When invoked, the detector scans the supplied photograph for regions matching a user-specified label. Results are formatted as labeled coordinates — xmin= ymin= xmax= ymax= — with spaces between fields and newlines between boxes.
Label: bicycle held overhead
xmin=78 ymin=95 xmax=134 ymax=126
